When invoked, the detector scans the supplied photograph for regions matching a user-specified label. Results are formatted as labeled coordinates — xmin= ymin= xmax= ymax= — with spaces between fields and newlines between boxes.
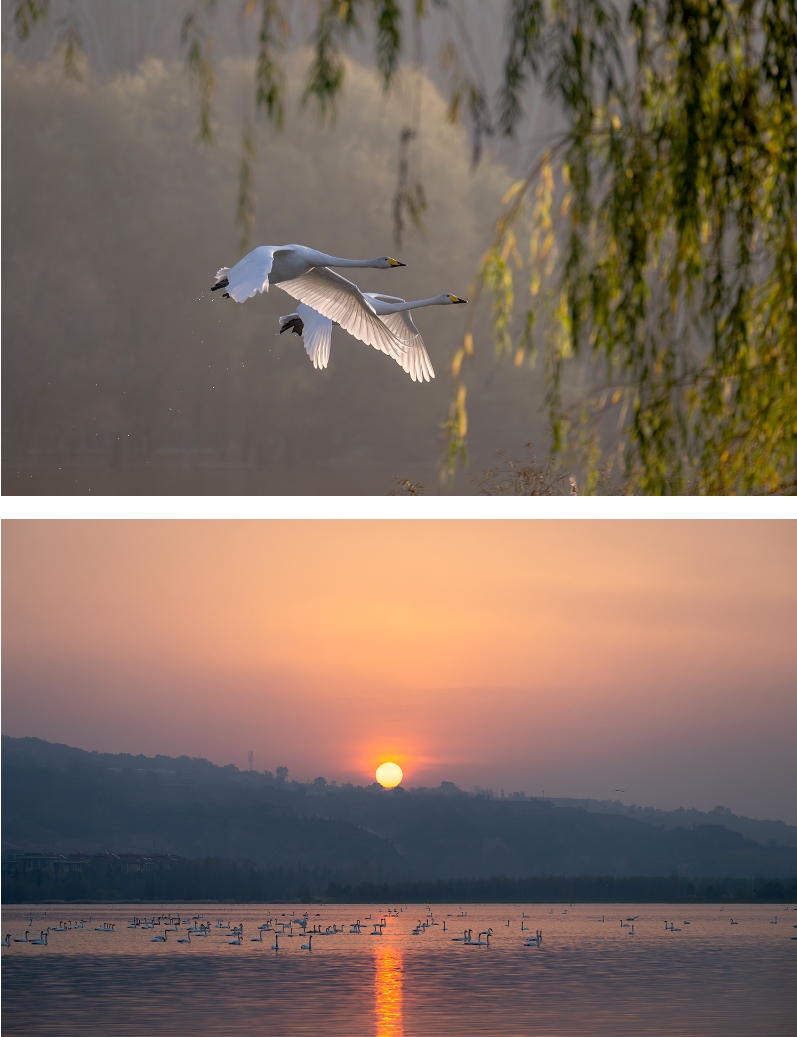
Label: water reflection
xmin=2 ymin=904 xmax=795 ymax=1036
xmin=374 ymin=947 xmax=402 ymax=1037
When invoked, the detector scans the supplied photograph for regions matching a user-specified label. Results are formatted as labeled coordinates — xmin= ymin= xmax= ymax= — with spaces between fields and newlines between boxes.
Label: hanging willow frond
xmin=181 ymin=1 xmax=218 ymax=144
xmin=55 ymin=11 xmax=85 ymax=83
xmin=236 ymin=129 xmax=257 ymax=253
xmin=254 ymin=0 xmax=288 ymax=127
xmin=12 ymin=0 xmax=49 ymax=40
xmin=374 ymin=0 xmax=402 ymax=87
xmin=302 ymin=0 xmax=359 ymax=121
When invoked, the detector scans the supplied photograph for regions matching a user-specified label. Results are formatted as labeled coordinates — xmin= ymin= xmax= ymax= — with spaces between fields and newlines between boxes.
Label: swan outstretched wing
xmin=297 ymin=304 xmax=333 ymax=370
xmin=366 ymin=294 xmax=434 ymax=382
xmin=222 ymin=246 xmax=288 ymax=302
xmin=278 ymin=267 xmax=407 ymax=360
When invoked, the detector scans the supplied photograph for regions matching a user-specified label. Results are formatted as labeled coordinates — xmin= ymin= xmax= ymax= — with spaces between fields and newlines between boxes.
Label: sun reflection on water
xmin=374 ymin=946 xmax=403 ymax=1037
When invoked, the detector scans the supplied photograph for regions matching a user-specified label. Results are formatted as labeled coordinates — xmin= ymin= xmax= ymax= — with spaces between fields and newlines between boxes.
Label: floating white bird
xmin=279 ymin=292 xmax=466 ymax=381
xmin=212 ymin=246 xmax=408 ymax=361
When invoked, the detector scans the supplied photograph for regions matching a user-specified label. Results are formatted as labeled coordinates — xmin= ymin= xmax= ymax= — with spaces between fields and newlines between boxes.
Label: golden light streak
xmin=375 ymin=946 xmax=403 ymax=1037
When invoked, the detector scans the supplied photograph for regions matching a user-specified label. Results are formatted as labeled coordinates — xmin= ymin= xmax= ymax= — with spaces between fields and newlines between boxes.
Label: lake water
xmin=2 ymin=902 xmax=795 ymax=1035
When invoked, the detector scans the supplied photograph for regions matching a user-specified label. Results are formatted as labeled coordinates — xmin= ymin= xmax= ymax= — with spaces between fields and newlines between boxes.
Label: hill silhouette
xmin=4 ymin=736 xmax=796 ymax=882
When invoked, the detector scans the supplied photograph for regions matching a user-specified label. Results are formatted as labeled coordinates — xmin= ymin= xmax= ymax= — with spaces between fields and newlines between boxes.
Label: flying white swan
xmin=279 ymin=292 xmax=467 ymax=382
xmin=212 ymin=245 xmax=408 ymax=361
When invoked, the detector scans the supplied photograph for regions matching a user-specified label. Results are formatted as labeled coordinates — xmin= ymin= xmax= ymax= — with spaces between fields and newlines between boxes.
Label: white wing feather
xmin=380 ymin=312 xmax=434 ymax=382
xmin=224 ymin=246 xmax=279 ymax=302
xmin=365 ymin=294 xmax=434 ymax=382
xmin=297 ymin=304 xmax=333 ymax=370
xmin=278 ymin=267 xmax=407 ymax=361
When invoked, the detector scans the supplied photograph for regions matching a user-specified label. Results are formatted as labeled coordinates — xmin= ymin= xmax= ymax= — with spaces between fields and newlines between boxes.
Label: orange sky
xmin=3 ymin=520 xmax=796 ymax=821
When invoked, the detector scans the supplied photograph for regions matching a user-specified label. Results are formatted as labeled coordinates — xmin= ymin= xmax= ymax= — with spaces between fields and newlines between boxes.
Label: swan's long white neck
xmin=382 ymin=295 xmax=452 ymax=313
xmin=304 ymin=250 xmax=387 ymax=268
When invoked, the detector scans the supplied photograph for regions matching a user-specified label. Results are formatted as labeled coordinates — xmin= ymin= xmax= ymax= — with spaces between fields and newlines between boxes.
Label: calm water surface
xmin=2 ymin=902 xmax=795 ymax=1035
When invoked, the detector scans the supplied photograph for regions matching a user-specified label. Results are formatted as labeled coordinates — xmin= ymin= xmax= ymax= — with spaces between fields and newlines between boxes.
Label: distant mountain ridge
xmin=3 ymin=736 xmax=796 ymax=881
xmin=548 ymin=798 xmax=797 ymax=848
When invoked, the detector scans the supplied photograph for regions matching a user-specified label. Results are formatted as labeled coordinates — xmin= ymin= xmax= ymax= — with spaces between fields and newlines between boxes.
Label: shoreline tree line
xmin=3 ymin=856 xmax=795 ymax=904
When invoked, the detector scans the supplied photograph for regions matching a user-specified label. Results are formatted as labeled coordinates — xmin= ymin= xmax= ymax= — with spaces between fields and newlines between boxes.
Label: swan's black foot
xmin=211 ymin=277 xmax=229 ymax=292
xmin=279 ymin=316 xmax=304 ymax=336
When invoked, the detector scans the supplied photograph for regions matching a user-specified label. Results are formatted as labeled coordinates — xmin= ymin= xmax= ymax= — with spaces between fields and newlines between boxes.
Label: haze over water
xmin=3 ymin=903 xmax=795 ymax=1035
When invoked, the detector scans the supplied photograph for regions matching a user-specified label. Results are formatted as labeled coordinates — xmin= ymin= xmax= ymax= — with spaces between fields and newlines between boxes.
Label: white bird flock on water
xmin=5 ymin=906 xmax=796 ymax=954
xmin=211 ymin=243 xmax=467 ymax=383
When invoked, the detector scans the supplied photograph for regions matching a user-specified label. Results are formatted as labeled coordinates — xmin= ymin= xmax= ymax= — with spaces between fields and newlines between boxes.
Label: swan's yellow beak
xmin=449 ymin=294 xmax=467 ymax=303
xmin=387 ymin=258 xmax=406 ymax=267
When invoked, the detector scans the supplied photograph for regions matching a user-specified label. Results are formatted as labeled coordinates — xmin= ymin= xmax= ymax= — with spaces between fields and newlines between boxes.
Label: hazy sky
xmin=3 ymin=15 xmax=554 ymax=495
xmin=3 ymin=520 xmax=795 ymax=822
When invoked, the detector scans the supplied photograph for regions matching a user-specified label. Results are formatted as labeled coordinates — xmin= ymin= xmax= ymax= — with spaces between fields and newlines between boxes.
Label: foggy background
xmin=2 ymin=0 xmax=562 ymax=495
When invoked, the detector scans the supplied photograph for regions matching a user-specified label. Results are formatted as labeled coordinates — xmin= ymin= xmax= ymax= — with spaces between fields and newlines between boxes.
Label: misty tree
xmin=276 ymin=765 xmax=289 ymax=780
xmin=12 ymin=0 xmax=797 ymax=493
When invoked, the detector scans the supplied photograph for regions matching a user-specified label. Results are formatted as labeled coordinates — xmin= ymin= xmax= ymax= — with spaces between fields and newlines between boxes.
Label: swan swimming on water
xmin=279 ymin=291 xmax=466 ymax=382
xmin=212 ymin=245 xmax=408 ymax=361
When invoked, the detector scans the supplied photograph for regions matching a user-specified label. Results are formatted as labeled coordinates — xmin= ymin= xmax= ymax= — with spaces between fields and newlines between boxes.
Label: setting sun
xmin=376 ymin=762 xmax=403 ymax=788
